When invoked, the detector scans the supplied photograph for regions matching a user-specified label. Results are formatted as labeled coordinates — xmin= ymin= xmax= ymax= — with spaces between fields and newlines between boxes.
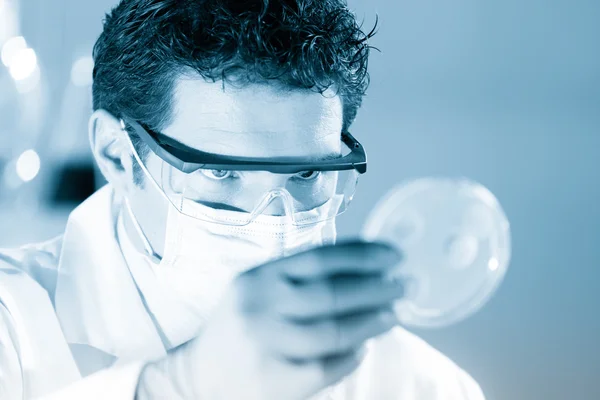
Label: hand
xmin=136 ymin=240 xmax=404 ymax=400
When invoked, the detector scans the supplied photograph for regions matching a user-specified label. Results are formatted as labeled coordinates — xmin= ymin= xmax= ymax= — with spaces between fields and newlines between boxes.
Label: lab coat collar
xmin=54 ymin=185 xmax=167 ymax=363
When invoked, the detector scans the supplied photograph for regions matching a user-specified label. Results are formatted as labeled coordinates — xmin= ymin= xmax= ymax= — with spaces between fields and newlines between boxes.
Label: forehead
xmin=161 ymin=76 xmax=344 ymax=159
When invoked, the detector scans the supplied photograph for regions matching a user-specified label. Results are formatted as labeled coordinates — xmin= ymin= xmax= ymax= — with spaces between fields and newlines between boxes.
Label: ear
xmin=88 ymin=109 xmax=132 ymax=195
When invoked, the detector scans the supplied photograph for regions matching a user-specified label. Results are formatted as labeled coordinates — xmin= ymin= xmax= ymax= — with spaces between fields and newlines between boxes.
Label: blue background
xmin=337 ymin=1 xmax=600 ymax=399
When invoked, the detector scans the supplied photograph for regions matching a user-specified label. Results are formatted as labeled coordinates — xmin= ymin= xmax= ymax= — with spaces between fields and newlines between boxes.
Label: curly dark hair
xmin=92 ymin=0 xmax=376 ymax=183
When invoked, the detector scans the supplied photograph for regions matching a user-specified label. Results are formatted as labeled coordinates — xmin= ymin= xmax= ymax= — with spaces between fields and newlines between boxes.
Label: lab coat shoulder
xmin=0 ymin=241 xmax=146 ymax=400
xmin=0 ymin=293 xmax=24 ymax=400
xmin=360 ymin=327 xmax=485 ymax=400
xmin=0 ymin=240 xmax=75 ymax=398
xmin=0 ymin=236 xmax=63 ymax=298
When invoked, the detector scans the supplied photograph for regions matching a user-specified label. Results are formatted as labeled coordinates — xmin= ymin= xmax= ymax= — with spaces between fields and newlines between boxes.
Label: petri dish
xmin=362 ymin=177 xmax=511 ymax=328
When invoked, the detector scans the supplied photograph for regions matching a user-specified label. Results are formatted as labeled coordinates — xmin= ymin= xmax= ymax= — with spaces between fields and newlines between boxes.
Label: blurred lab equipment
xmin=0 ymin=0 xmax=100 ymax=247
xmin=363 ymin=177 xmax=511 ymax=328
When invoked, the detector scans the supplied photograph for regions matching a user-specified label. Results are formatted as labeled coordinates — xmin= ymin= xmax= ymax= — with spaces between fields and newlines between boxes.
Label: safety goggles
xmin=121 ymin=116 xmax=367 ymax=226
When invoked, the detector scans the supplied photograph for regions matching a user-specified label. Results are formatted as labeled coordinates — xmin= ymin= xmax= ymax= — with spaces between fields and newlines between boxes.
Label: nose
xmin=243 ymin=172 xmax=291 ymax=215
xmin=260 ymin=194 xmax=289 ymax=216
xmin=252 ymin=189 xmax=294 ymax=217
xmin=245 ymin=172 xmax=289 ymax=190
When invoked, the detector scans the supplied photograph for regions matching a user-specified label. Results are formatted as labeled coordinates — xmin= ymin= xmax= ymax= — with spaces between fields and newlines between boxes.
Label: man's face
xmin=121 ymin=77 xmax=345 ymax=256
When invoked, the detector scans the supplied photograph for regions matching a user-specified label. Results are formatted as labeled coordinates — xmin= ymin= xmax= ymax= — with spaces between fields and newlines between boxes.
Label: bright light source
xmin=16 ymin=149 xmax=41 ymax=182
xmin=488 ymin=258 xmax=499 ymax=272
xmin=1 ymin=35 xmax=27 ymax=66
xmin=9 ymin=47 xmax=37 ymax=81
xmin=15 ymin=64 xmax=41 ymax=93
xmin=71 ymin=56 xmax=94 ymax=87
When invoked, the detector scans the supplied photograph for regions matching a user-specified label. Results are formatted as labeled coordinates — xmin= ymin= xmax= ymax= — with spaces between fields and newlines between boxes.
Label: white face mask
xmin=124 ymin=164 xmax=341 ymax=327
xmin=147 ymin=196 xmax=340 ymax=320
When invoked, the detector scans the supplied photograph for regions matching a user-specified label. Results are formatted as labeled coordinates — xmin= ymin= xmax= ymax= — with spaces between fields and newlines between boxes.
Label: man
xmin=0 ymin=0 xmax=485 ymax=399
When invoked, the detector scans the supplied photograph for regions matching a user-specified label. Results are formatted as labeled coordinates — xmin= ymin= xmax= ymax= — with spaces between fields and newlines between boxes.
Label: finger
xmin=272 ymin=240 xmax=402 ymax=281
xmin=319 ymin=346 xmax=368 ymax=383
xmin=299 ymin=346 xmax=368 ymax=392
xmin=279 ymin=346 xmax=367 ymax=399
xmin=257 ymin=307 xmax=397 ymax=360
xmin=272 ymin=273 xmax=405 ymax=320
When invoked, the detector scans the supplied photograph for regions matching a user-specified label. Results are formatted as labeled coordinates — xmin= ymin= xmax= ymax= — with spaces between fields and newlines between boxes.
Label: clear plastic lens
xmin=362 ymin=178 xmax=511 ymax=328
xmin=124 ymin=118 xmax=362 ymax=226
xmin=154 ymin=160 xmax=359 ymax=225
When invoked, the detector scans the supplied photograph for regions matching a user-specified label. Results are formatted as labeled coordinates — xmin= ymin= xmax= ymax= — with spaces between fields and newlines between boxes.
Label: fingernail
xmin=379 ymin=243 xmax=403 ymax=263
xmin=404 ymin=277 xmax=419 ymax=297
xmin=391 ymin=278 xmax=406 ymax=295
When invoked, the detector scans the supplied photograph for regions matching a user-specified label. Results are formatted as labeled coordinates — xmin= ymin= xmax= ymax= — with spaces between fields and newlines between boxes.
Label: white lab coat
xmin=0 ymin=186 xmax=486 ymax=399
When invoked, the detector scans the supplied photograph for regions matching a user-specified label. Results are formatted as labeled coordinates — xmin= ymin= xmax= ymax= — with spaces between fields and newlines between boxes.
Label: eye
xmin=200 ymin=169 xmax=234 ymax=180
xmin=294 ymin=170 xmax=321 ymax=181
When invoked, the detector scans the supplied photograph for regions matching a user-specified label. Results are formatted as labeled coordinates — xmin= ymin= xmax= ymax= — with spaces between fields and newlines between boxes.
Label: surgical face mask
xmin=124 ymin=147 xmax=342 ymax=323
xmin=126 ymin=196 xmax=339 ymax=320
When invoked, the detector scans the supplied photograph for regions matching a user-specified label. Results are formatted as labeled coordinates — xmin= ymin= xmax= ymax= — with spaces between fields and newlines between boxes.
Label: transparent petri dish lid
xmin=362 ymin=177 xmax=511 ymax=328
